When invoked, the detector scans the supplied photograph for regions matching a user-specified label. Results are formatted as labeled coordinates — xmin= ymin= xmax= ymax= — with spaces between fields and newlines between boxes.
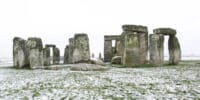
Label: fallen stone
xmin=70 ymin=64 xmax=110 ymax=71
xmin=111 ymin=56 xmax=122 ymax=64
xmin=46 ymin=66 xmax=65 ymax=70
xmin=90 ymin=58 xmax=105 ymax=66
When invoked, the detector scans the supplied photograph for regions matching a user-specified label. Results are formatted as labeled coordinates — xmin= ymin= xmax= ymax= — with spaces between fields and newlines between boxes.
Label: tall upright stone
xmin=115 ymin=40 xmax=123 ymax=56
xmin=64 ymin=45 xmax=69 ymax=64
xmin=99 ymin=53 xmax=102 ymax=60
xmin=168 ymin=36 xmax=181 ymax=65
xmin=68 ymin=38 xmax=74 ymax=63
xmin=121 ymin=25 xmax=148 ymax=67
xmin=104 ymin=40 xmax=112 ymax=62
xmin=13 ymin=37 xmax=29 ymax=68
xmin=43 ymin=47 xmax=50 ymax=66
xmin=149 ymin=34 xmax=164 ymax=66
xmin=53 ymin=47 xmax=60 ymax=64
xmin=138 ymin=32 xmax=148 ymax=64
xmin=26 ymin=37 xmax=44 ymax=69
xmin=122 ymin=33 xmax=140 ymax=67
xmin=72 ymin=33 xmax=90 ymax=63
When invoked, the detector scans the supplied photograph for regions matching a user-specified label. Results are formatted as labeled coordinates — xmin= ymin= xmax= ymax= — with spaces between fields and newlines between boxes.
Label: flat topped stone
xmin=74 ymin=33 xmax=88 ymax=38
xmin=26 ymin=37 xmax=43 ymax=51
xmin=153 ymin=28 xmax=176 ymax=36
xmin=45 ymin=44 xmax=56 ymax=48
xmin=104 ymin=35 xmax=121 ymax=41
xmin=122 ymin=24 xmax=148 ymax=33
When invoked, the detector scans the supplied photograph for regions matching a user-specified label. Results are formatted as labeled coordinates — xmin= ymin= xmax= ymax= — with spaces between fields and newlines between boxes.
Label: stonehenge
xmin=104 ymin=25 xmax=181 ymax=67
xmin=13 ymin=24 xmax=182 ymax=69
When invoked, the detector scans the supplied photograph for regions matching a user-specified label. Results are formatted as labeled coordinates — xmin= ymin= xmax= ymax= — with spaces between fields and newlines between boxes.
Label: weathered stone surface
xmin=122 ymin=25 xmax=148 ymax=33
xmin=111 ymin=56 xmax=122 ymax=64
xmin=43 ymin=47 xmax=50 ymax=66
xmin=121 ymin=24 xmax=148 ymax=66
xmin=72 ymin=34 xmax=90 ymax=63
xmin=70 ymin=64 xmax=109 ymax=71
xmin=149 ymin=34 xmax=164 ymax=66
xmin=104 ymin=35 xmax=121 ymax=62
xmin=13 ymin=37 xmax=29 ymax=68
xmin=53 ymin=47 xmax=60 ymax=64
xmin=26 ymin=37 xmax=44 ymax=69
xmin=153 ymin=28 xmax=176 ymax=36
xmin=104 ymin=35 xmax=121 ymax=41
xmin=92 ymin=53 xmax=95 ymax=58
xmin=138 ymin=33 xmax=148 ymax=64
xmin=64 ymin=45 xmax=69 ymax=64
xmin=99 ymin=53 xmax=102 ymax=60
xmin=168 ymin=36 xmax=181 ymax=65
xmin=45 ymin=44 xmax=56 ymax=48
xmin=68 ymin=38 xmax=74 ymax=64
xmin=115 ymin=40 xmax=123 ymax=56
xmin=122 ymin=33 xmax=140 ymax=67
xmin=90 ymin=58 xmax=105 ymax=66
xmin=104 ymin=40 xmax=112 ymax=62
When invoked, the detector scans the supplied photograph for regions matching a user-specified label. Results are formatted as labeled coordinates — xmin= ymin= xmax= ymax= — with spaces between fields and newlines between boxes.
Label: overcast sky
xmin=0 ymin=0 xmax=200 ymax=58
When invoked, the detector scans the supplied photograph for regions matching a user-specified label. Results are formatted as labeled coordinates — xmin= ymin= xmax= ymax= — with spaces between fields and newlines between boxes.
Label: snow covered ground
xmin=0 ymin=61 xmax=200 ymax=100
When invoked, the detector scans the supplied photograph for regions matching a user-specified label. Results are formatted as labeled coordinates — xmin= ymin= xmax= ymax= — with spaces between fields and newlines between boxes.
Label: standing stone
xmin=99 ymin=53 xmax=102 ymax=60
xmin=122 ymin=33 xmax=140 ymax=67
xmin=92 ymin=53 xmax=95 ymax=58
xmin=115 ymin=40 xmax=122 ymax=56
xmin=13 ymin=37 xmax=29 ymax=68
xmin=168 ymin=36 xmax=181 ymax=65
xmin=138 ymin=33 xmax=148 ymax=64
xmin=43 ymin=47 xmax=50 ymax=66
xmin=149 ymin=34 xmax=164 ymax=66
xmin=68 ymin=38 xmax=74 ymax=63
xmin=53 ymin=47 xmax=60 ymax=64
xmin=104 ymin=40 xmax=112 ymax=62
xmin=26 ymin=37 xmax=44 ymax=69
xmin=121 ymin=25 xmax=148 ymax=67
xmin=72 ymin=33 xmax=90 ymax=63
xmin=64 ymin=45 xmax=69 ymax=64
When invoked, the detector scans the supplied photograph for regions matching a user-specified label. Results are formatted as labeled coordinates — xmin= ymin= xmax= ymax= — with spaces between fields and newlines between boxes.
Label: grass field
xmin=0 ymin=61 xmax=200 ymax=100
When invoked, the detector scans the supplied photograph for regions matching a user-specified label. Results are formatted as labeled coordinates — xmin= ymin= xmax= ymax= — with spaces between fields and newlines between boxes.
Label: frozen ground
xmin=0 ymin=61 xmax=200 ymax=100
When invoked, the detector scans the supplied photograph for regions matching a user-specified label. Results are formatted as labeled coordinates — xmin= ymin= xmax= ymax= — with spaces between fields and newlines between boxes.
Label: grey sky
xmin=0 ymin=0 xmax=200 ymax=58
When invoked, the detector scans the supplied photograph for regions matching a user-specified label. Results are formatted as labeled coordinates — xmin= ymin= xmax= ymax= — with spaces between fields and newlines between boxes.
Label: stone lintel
xmin=122 ymin=24 xmax=148 ymax=33
xmin=45 ymin=44 xmax=56 ymax=48
xmin=104 ymin=35 xmax=121 ymax=41
xmin=153 ymin=28 xmax=176 ymax=36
